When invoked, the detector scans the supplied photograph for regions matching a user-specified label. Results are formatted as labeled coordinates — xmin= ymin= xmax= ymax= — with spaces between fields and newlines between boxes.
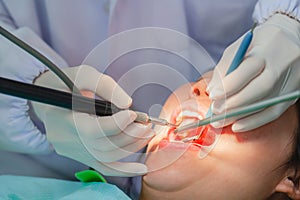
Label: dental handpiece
xmin=0 ymin=26 xmax=174 ymax=127
xmin=0 ymin=77 xmax=175 ymax=127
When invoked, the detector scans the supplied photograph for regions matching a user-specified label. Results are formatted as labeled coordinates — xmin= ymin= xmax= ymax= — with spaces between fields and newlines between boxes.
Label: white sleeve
xmin=253 ymin=0 xmax=300 ymax=24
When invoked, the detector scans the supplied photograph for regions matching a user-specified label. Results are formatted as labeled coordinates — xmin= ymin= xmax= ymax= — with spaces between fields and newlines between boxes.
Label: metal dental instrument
xmin=175 ymin=23 xmax=257 ymax=141
xmin=0 ymin=77 xmax=176 ymax=127
xmin=134 ymin=111 xmax=177 ymax=127
xmin=174 ymin=90 xmax=300 ymax=138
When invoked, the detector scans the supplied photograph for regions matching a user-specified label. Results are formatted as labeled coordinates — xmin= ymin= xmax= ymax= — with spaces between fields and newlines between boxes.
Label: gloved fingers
xmin=207 ymin=38 xmax=243 ymax=92
xmin=98 ymin=110 xmax=137 ymax=136
xmin=71 ymin=65 xmax=132 ymax=109
xmin=74 ymin=110 xmax=151 ymax=162
xmin=91 ymin=161 xmax=148 ymax=177
xmin=34 ymin=66 xmax=97 ymax=91
xmin=279 ymin=63 xmax=300 ymax=92
xmin=88 ymin=123 xmax=155 ymax=152
xmin=206 ymin=68 xmax=221 ymax=95
xmin=73 ymin=110 xmax=137 ymax=138
xmin=212 ymin=69 xmax=276 ymax=114
xmin=45 ymin=129 xmax=148 ymax=177
xmin=90 ymin=136 xmax=151 ymax=162
xmin=34 ymin=65 xmax=132 ymax=109
xmin=209 ymin=110 xmax=259 ymax=129
xmin=95 ymin=73 xmax=132 ymax=109
xmin=231 ymin=100 xmax=295 ymax=132
xmin=209 ymin=56 xmax=265 ymax=100
xmin=210 ymin=116 xmax=238 ymax=129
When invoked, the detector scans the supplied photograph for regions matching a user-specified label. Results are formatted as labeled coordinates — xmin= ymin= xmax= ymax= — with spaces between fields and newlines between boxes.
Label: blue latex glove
xmin=0 ymin=27 xmax=68 ymax=154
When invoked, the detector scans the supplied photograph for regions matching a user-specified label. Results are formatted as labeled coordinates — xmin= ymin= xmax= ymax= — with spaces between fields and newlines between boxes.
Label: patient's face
xmin=141 ymin=78 xmax=298 ymax=200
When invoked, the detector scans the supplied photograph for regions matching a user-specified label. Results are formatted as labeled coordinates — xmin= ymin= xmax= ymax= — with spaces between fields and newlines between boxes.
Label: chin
xmin=143 ymin=143 xmax=200 ymax=192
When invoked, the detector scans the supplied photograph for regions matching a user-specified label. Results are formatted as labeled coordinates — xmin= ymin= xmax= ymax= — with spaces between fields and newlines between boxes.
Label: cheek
xmin=215 ymin=129 xmax=292 ymax=169
xmin=210 ymin=134 xmax=290 ymax=193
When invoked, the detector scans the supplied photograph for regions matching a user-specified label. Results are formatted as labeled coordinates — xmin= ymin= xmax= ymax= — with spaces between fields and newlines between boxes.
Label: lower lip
xmin=158 ymin=139 xmax=201 ymax=151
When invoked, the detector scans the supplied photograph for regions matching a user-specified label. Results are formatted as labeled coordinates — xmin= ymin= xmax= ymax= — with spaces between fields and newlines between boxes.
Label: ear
xmin=275 ymin=177 xmax=300 ymax=199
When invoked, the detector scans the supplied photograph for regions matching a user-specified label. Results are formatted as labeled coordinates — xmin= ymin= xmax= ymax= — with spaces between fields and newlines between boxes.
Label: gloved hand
xmin=207 ymin=13 xmax=300 ymax=132
xmin=0 ymin=27 xmax=68 ymax=154
xmin=32 ymin=65 xmax=155 ymax=177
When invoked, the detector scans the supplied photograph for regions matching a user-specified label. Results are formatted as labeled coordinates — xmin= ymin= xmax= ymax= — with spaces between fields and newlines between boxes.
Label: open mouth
xmin=171 ymin=110 xmax=205 ymax=140
xmin=159 ymin=102 xmax=217 ymax=148
xmin=168 ymin=109 xmax=216 ymax=147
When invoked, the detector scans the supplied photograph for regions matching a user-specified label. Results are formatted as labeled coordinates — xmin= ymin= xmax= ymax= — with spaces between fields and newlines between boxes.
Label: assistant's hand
xmin=32 ymin=65 xmax=155 ymax=177
xmin=0 ymin=27 xmax=68 ymax=154
xmin=207 ymin=14 xmax=300 ymax=132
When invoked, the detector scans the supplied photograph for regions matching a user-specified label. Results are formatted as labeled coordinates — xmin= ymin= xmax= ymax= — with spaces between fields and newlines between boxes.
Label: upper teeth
xmin=172 ymin=111 xmax=201 ymax=140
xmin=176 ymin=110 xmax=202 ymax=125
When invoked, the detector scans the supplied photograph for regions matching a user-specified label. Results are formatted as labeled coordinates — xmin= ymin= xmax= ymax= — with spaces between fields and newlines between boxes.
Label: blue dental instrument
xmin=205 ymin=23 xmax=256 ymax=118
xmin=174 ymin=90 xmax=300 ymax=136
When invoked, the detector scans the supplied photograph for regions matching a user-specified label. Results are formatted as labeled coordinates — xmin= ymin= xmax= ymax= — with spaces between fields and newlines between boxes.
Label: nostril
xmin=193 ymin=88 xmax=201 ymax=96
xmin=205 ymin=91 xmax=209 ymax=96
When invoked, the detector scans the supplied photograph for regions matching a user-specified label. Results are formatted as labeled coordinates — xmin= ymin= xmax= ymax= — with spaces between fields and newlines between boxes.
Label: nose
xmin=190 ymin=82 xmax=209 ymax=98
xmin=192 ymin=87 xmax=201 ymax=96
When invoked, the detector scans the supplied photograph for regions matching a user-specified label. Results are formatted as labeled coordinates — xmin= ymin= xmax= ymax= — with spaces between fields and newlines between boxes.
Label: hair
xmin=269 ymin=100 xmax=300 ymax=200
xmin=286 ymin=99 xmax=300 ymax=186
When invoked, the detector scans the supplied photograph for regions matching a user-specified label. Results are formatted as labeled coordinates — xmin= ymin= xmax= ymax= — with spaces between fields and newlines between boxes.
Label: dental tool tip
xmin=167 ymin=122 xmax=178 ymax=127
xmin=173 ymin=126 xmax=188 ymax=133
xmin=181 ymin=136 xmax=197 ymax=143
xmin=148 ymin=117 xmax=176 ymax=127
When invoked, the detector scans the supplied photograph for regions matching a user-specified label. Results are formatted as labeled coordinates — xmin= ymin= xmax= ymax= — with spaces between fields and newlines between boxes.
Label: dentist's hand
xmin=32 ymin=65 xmax=155 ymax=177
xmin=207 ymin=14 xmax=300 ymax=132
